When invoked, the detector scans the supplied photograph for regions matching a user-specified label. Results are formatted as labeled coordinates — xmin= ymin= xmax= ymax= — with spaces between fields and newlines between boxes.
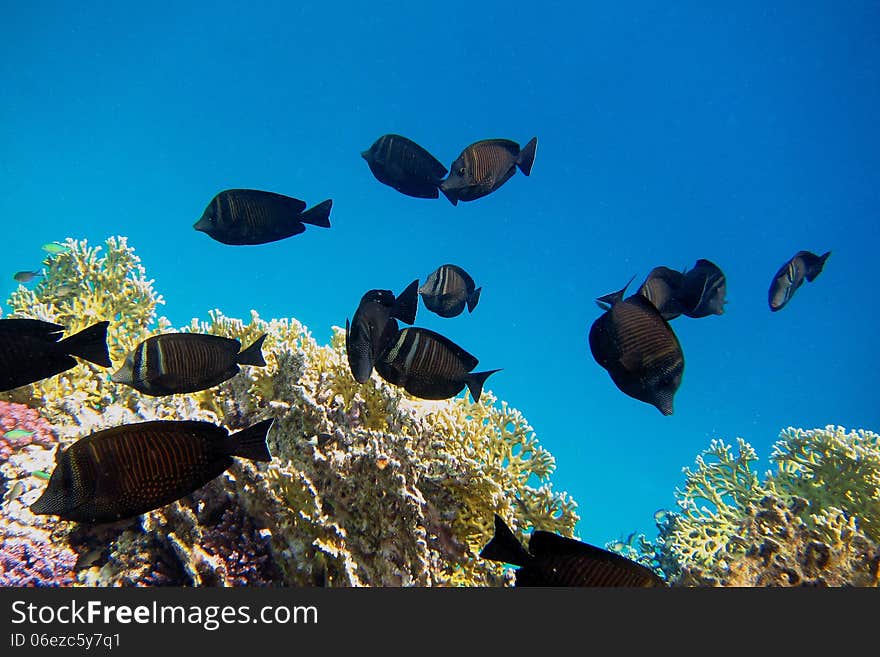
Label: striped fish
xmin=346 ymin=280 xmax=419 ymax=384
xmin=30 ymin=419 xmax=273 ymax=524
xmin=111 ymin=332 xmax=267 ymax=396
xmin=589 ymin=282 xmax=684 ymax=416
xmin=374 ymin=327 xmax=500 ymax=401
xmin=768 ymin=250 xmax=831 ymax=312
xmin=440 ymin=137 xmax=537 ymax=205
xmin=480 ymin=514 xmax=665 ymax=587
xmin=419 ymin=264 xmax=482 ymax=318
xmin=0 ymin=319 xmax=111 ymax=393
xmin=361 ymin=134 xmax=448 ymax=199
xmin=679 ymin=259 xmax=727 ymax=318
xmin=194 ymin=188 xmax=332 ymax=245
xmin=636 ymin=266 xmax=687 ymax=320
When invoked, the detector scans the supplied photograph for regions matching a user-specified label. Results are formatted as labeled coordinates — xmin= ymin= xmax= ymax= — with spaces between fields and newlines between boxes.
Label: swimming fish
xmin=373 ymin=327 xmax=500 ymax=402
xmin=345 ymin=280 xmax=419 ymax=383
xmin=111 ymin=332 xmax=267 ymax=396
xmin=41 ymin=242 xmax=70 ymax=255
xmin=3 ymin=480 xmax=24 ymax=506
xmin=768 ymin=250 xmax=831 ymax=312
xmin=439 ymin=137 xmax=538 ymax=205
xmin=419 ymin=264 xmax=482 ymax=318
xmin=361 ymin=134 xmax=448 ymax=199
xmin=3 ymin=429 xmax=34 ymax=440
xmin=193 ymin=189 xmax=332 ymax=245
xmin=30 ymin=418 xmax=273 ymax=524
xmin=13 ymin=270 xmax=43 ymax=284
xmin=0 ymin=319 xmax=111 ymax=393
xmin=679 ymin=259 xmax=727 ymax=317
xmin=589 ymin=281 xmax=684 ymax=415
xmin=480 ymin=514 xmax=665 ymax=587
xmin=636 ymin=266 xmax=687 ymax=320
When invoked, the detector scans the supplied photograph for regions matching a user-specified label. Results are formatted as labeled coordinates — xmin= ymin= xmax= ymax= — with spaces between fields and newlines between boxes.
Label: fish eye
xmin=458 ymin=167 xmax=466 ymax=175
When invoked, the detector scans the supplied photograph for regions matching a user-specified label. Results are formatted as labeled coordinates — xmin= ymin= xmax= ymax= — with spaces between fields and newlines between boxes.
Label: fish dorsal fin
xmin=595 ymin=275 xmax=636 ymax=310
xmin=479 ymin=514 xmax=533 ymax=567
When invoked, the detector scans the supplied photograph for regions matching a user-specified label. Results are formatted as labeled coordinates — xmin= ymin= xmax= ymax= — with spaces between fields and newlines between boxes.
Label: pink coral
xmin=0 ymin=401 xmax=57 ymax=462
xmin=0 ymin=535 xmax=77 ymax=587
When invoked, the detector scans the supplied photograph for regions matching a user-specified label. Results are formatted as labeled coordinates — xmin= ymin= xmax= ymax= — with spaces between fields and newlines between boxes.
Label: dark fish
xmin=439 ymin=137 xmax=538 ymax=205
xmin=419 ymin=264 xmax=482 ymax=318
xmin=13 ymin=270 xmax=43 ymax=284
xmin=194 ymin=189 xmax=332 ymax=245
xmin=374 ymin=327 xmax=500 ymax=402
xmin=345 ymin=280 xmax=419 ymax=383
xmin=679 ymin=259 xmax=727 ymax=317
xmin=0 ymin=319 xmax=111 ymax=393
xmin=589 ymin=281 xmax=684 ymax=415
xmin=480 ymin=514 xmax=665 ymax=587
xmin=30 ymin=419 xmax=273 ymax=523
xmin=110 ymin=332 xmax=267 ymax=396
xmin=636 ymin=266 xmax=687 ymax=320
xmin=361 ymin=134 xmax=448 ymax=199
xmin=768 ymin=250 xmax=831 ymax=312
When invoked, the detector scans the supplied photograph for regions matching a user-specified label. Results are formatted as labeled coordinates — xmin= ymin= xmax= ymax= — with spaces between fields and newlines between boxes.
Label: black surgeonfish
xmin=193 ymin=189 xmax=332 ymax=245
xmin=480 ymin=514 xmax=665 ymax=587
xmin=0 ymin=319 xmax=111 ymax=393
xmin=30 ymin=419 xmax=273 ymax=524
xmin=636 ymin=266 xmax=687 ymax=320
xmin=679 ymin=259 xmax=727 ymax=318
xmin=361 ymin=134 xmax=448 ymax=199
xmin=374 ymin=327 xmax=500 ymax=402
xmin=111 ymin=332 xmax=267 ymax=396
xmin=419 ymin=264 xmax=482 ymax=318
xmin=345 ymin=280 xmax=420 ymax=384
xmin=768 ymin=250 xmax=831 ymax=312
xmin=589 ymin=281 xmax=684 ymax=415
xmin=439 ymin=137 xmax=538 ymax=205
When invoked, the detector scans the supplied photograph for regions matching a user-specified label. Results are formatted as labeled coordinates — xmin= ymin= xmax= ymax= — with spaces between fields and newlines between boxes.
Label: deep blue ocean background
xmin=2 ymin=2 xmax=878 ymax=547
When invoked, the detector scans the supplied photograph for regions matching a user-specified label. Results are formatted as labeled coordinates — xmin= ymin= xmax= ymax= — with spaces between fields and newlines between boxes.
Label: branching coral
xmin=644 ymin=426 xmax=880 ymax=586
xmin=1 ymin=236 xmax=578 ymax=587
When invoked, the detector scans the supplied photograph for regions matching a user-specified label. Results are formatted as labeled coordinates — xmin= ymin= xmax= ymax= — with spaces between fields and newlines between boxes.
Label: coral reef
xmin=1 ymin=236 xmax=579 ymax=587
xmin=642 ymin=426 xmax=880 ymax=586
xmin=1 ymin=401 xmax=57 ymax=463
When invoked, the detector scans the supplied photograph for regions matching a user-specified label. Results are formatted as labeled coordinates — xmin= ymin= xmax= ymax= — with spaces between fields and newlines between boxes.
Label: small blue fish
xmin=13 ymin=270 xmax=43 ymax=284
xmin=41 ymin=242 xmax=70 ymax=255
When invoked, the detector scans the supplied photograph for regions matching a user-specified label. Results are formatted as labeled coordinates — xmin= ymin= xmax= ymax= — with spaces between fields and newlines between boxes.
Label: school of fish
xmin=3 ymin=132 xmax=832 ymax=586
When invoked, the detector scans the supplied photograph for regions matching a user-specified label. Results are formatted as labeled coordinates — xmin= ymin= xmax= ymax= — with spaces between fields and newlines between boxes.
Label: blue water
xmin=2 ymin=2 xmax=878 ymax=546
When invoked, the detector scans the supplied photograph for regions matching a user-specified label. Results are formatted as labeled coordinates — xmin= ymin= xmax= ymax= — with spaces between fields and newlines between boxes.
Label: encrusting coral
xmin=639 ymin=427 xmax=880 ymax=586
xmin=0 ymin=236 xmax=579 ymax=587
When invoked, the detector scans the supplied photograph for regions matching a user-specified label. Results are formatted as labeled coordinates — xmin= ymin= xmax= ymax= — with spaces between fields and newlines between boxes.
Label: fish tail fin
xmin=465 ymin=368 xmax=501 ymax=403
xmin=806 ymin=251 xmax=831 ymax=282
xmin=467 ymin=287 xmax=482 ymax=313
xmin=440 ymin=185 xmax=459 ymax=206
xmin=394 ymin=279 xmax=420 ymax=325
xmin=58 ymin=321 xmax=111 ymax=367
xmin=516 ymin=137 xmax=538 ymax=176
xmin=595 ymin=275 xmax=636 ymax=310
xmin=299 ymin=199 xmax=332 ymax=228
xmin=237 ymin=333 xmax=267 ymax=366
xmin=228 ymin=419 xmax=273 ymax=462
xmin=480 ymin=514 xmax=532 ymax=566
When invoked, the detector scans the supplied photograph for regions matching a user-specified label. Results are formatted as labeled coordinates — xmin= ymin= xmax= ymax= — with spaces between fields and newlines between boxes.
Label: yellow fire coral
xmin=657 ymin=426 xmax=880 ymax=586
xmin=2 ymin=236 xmax=578 ymax=587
